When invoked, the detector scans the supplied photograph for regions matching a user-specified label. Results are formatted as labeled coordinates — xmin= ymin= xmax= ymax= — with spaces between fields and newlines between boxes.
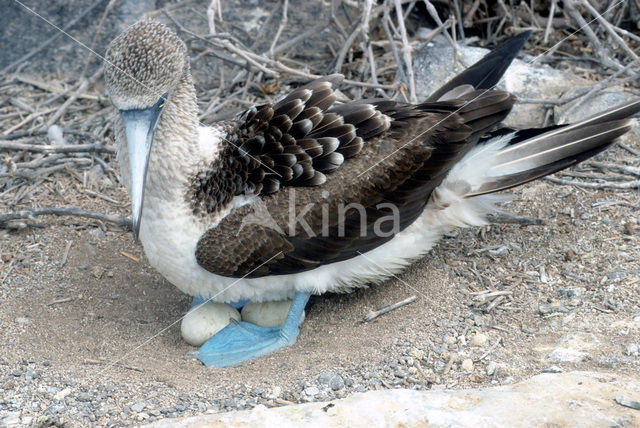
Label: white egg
xmin=180 ymin=301 xmax=240 ymax=346
xmin=241 ymin=300 xmax=305 ymax=328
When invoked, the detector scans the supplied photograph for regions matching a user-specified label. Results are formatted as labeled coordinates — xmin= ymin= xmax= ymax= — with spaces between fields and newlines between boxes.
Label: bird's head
xmin=104 ymin=19 xmax=187 ymax=241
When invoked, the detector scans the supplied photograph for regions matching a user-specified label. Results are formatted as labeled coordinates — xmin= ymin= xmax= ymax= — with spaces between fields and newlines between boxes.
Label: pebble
xmin=90 ymin=228 xmax=106 ymax=239
xmin=329 ymin=376 xmax=345 ymax=391
xmin=541 ymin=366 xmax=563 ymax=373
xmin=76 ymin=392 xmax=92 ymax=402
xmin=269 ymin=386 xmax=281 ymax=399
xmin=461 ymin=359 xmax=474 ymax=372
xmin=615 ymin=395 xmax=640 ymax=410
xmin=15 ymin=317 xmax=30 ymax=326
xmin=549 ymin=348 xmax=587 ymax=363
xmin=303 ymin=386 xmax=319 ymax=396
xmin=54 ymin=388 xmax=71 ymax=401
xmin=130 ymin=402 xmax=146 ymax=413
xmin=408 ymin=348 xmax=425 ymax=360
xmin=486 ymin=362 xmax=497 ymax=376
xmin=47 ymin=125 xmax=65 ymax=145
xmin=470 ymin=333 xmax=488 ymax=347
xmin=625 ymin=344 xmax=639 ymax=356
xmin=318 ymin=372 xmax=336 ymax=384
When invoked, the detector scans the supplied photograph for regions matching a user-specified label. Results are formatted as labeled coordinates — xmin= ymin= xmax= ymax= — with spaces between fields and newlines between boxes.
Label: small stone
xmin=541 ymin=366 xmax=563 ymax=373
xmin=269 ymin=386 xmax=281 ymax=399
xmin=615 ymin=395 xmax=640 ymax=410
xmin=486 ymin=361 xmax=497 ymax=376
xmin=54 ymin=388 xmax=71 ymax=401
xmin=304 ymin=386 xmax=319 ymax=396
xmin=538 ymin=303 xmax=552 ymax=315
xmin=92 ymin=266 xmax=105 ymax=279
xmin=89 ymin=228 xmax=106 ymax=239
xmin=26 ymin=370 xmax=40 ymax=379
xmin=130 ymin=402 xmax=146 ymax=412
xmin=15 ymin=317 xmax=30 ymax=325
xmin=461 ymin=359 xmax=474 ymax=372
xmin=47 ymin=125 xmax=65 ymax=145
xmin=329 ymin=375 xmax=345 ymax=391
xmin=76 ymin=392 xmax=92 ymax=402
xmin=488 ymin=245 xmax=508 ymax=256
xmin=409 ymin=348 xmax=425 ymax=360
xmin=624 ymin=344 xmax=639 ymax=356
xmin=445 ymin=336 xmax=456 ymax=345
xmin=470 ymin=333 xmax=488 ymax=347
xmin=549 ymin=348 xmax=587 ymax=363
xmin=318 ymin=372 xmax=335 ymax=385
xmin=623 ymin=222 xmax=635 ymax=235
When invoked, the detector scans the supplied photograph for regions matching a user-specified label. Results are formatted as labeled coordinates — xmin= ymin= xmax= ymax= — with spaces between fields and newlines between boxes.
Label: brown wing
xmin=193 ymin=31 xmax=534 ymax=277
xmin=193 ymin=87 xmax=515 ymax=278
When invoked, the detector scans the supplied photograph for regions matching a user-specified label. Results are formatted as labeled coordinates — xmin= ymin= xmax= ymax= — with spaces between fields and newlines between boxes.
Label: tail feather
xmin=426 ymin=30 xmax=532 ymax=102
xmin=440 ymin=100 xmax=640 ymax=198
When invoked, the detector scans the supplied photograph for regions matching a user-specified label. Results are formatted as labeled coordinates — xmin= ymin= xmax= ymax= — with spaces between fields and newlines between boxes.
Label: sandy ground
xmin=1 ymin=130 xmax=640 ymax=425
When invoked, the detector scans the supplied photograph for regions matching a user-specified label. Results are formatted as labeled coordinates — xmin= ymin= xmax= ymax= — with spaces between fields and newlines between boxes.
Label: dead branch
xmin=0 ymin=208 xmax=131 ymax=228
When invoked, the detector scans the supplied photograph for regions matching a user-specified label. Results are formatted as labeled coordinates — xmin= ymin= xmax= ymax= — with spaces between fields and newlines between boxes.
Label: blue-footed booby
xmin=104 ymin=19 xmax=640 ymax=367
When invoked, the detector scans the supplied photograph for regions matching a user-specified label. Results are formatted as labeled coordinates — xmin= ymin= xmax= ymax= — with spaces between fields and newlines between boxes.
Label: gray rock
xmin=90 ymin=228 xmax=106 ymax=239
xmin=303 ymin=386 xmax=319 ymax=396
xmin=76 ymin=392 xmax=92 ymax=402
xmin=329 ymin=375 xmax=345 ymax=391
xmin=625 ymin=344 xmax=639 ymax=357
xmin=412 ymin=37 xmax=589 ymax=128
xmin=318 ymin=372 xmax=336 ymax=385
xmin=131 ymin=402 xmax=146 ymax=413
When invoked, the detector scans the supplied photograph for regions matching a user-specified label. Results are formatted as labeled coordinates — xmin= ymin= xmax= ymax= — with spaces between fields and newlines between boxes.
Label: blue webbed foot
xmin=193 ymin=292 xmax=310 ymax=367
xmin=229 ymin=299 xmax=249 ymax=310
xmin=189 ymin=296 xmax=208 ymax=310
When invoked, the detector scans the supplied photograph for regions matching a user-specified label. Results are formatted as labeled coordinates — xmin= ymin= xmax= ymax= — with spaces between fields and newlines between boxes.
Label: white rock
xmin=548 ymin=332 xmax=599 ymax=363
xmin=549 ymin=348 xmax=587 ymax=363
xmin=241 ymin=300 xmax=305 ymax=328
xmin=470 ymin=333 xmax=488 ymax=347
xmin=143 ymin=372 xmax=640 ymax=428
xmin=180 ymin=301 xmax=239 ymax=346
xmin=54 ymin=387 xmax=71 ymax=401
xmin=625 ymin=344 xmax=639 ymax=357
xmin=412 ymin=37 xmax=589 ymax=128
xmin=461 ymin=359 xmax=474 ymax=372
xmin=47 ymin=125 xmax=65 ymax=145
xmin=1 ymin=412 xmax=20 ymax=428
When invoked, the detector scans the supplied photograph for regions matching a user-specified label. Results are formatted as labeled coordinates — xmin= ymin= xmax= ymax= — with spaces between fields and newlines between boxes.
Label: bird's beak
xmin=119 ymin=96 xmax=165 ymax=241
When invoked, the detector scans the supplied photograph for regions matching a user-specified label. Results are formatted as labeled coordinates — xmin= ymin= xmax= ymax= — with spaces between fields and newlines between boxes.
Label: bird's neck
xmin=145 ymin=70 xmax=200 ymax=200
